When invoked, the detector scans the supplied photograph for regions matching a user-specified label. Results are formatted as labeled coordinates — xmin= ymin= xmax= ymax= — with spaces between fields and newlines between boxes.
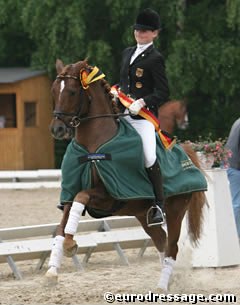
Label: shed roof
xmin=0 ymin=68 xmax=47 ymax=84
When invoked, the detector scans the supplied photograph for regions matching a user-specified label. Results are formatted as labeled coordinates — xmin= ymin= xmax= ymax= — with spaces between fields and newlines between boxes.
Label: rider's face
xmin=134 ymin=29 xmax=159 ymax=45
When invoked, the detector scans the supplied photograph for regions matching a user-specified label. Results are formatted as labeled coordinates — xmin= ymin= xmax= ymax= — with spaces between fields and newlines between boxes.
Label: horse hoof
xmin=63 ymin=240 xmax=78 ymax=257
xmin=157 ymin=285 xmax=168 ymax=293
xmin=45 ymin=267 xmax=58 ymax=286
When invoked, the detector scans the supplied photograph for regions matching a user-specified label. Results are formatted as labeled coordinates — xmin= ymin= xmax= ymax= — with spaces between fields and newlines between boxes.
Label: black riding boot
xmin=146 ymin=160 xmax=165 ymax=227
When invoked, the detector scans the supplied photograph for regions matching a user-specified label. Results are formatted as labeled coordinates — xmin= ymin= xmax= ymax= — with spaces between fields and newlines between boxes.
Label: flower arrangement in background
xmin=185 ymin=136 xmax=232 ymax=168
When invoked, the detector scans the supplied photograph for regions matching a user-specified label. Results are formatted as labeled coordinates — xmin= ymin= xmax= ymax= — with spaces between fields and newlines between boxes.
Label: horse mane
xmin=100 ymin=78 xmax=120 ymax=115
xmin=80 ymin=61 xmax=119 ymax=115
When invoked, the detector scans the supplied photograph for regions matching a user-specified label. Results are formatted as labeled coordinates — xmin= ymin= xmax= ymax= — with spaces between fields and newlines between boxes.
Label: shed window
xmin=0 ymin=94 xmax=17 ymax=128
xmin=24 ymin=102 xmax=37 ymax=127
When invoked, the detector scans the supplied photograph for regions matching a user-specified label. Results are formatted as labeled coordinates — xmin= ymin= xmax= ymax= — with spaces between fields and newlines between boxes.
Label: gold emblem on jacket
xmin=136 ymin=82 xmax=142 ymax=88
xmin=136 ymin=68 xmax=144 ymax=77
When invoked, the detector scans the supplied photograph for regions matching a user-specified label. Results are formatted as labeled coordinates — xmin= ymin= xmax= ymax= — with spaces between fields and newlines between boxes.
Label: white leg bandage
xmin=48 ymin=235 xmax=64 ymax=269
xmin=158 ymin=252 xmax=165 ymax=264
xmin=158 ymin=256 xmax=175 ymax=291
xmin=64 ymin=201 xmax=85 ymax=235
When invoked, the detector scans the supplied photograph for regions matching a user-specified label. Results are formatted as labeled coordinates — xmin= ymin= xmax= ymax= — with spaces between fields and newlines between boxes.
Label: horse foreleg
xmin=63 ymin=188 xmax=111 ymax=257
xmin=63 ymin=192 xmax=90 ymax=257
xmin=158 ymin=196 xmax=189 ymax=292
xmin=45 ymin=204 xmax=71 ymax=283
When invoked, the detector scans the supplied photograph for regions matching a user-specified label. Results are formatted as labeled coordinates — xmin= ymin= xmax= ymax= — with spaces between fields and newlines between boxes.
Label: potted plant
xmin=185 ymin=137 xmax=232 ymax=169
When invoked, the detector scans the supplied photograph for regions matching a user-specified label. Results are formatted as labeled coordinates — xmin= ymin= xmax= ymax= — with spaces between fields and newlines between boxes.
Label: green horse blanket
xmin=60 ymin=118 xmax=207 ymax=204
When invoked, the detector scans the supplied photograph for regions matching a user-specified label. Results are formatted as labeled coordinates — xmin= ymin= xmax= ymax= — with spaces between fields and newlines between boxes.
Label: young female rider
xmin=118 ymin=8 xmax=170 ymax=226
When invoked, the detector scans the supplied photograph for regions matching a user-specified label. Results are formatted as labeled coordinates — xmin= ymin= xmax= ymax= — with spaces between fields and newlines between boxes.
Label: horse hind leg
xmin=137 ymin=213 xmax=173 ymax=292
xmin=158 ymin=195 xmax=190 ymax=292
xmin=136 ymin=214 xmax=168 ymax=283
xmin=137 ymin=208 xmax=175 ymax=292
xmin=137 ymin=214 xmax=167 ymax=249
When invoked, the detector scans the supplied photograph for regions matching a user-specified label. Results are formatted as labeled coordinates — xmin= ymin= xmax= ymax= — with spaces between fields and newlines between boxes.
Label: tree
xmin=19 ymin=0 xmax=142 ymax=81
xmin=164 ymin=0 xmax=240 ymax=139
xmin=0 ymin=0 xmax=239 ymax=143
xmin=0 ymin=0 xmax=34 ymax=66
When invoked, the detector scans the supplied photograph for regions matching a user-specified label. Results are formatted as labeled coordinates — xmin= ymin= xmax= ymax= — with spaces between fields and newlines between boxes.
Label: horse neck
xmin=75 ymin=82 xmax=118 ymax=152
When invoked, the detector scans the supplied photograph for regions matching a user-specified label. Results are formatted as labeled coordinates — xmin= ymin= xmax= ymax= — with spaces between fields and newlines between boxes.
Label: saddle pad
xmin=60 ymin=118 xmax=207 ymax=203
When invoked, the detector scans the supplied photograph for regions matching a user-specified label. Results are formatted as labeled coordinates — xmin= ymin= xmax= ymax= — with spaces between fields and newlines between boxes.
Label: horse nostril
xmin=58 ymin=126 xmax=65 ymax=133
xmin=51 ymin=125 xmax=67 ymax=139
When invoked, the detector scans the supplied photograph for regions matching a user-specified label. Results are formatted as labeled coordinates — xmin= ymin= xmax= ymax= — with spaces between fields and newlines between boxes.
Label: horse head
xmin=175 ymin=100 xmax=189 ymax=130
xmin=158 ymin=100 xmax=189 ymax=134
xmin=50 ymin=59 xmax=88 ymax=140
xmin=50 ymin=59 xmax=116 ymax=141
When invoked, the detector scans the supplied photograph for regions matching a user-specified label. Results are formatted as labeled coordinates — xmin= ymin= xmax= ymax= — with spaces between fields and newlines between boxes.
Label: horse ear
xmin=83 ymin=57 xmax=89 ymax=64
xmin=82 ymin=57 xmax=89 ymax=69
xmin=56 ymin=59 xmax=64 ymax=74
xmin=81 ymin=57 xmax=92 ymax=73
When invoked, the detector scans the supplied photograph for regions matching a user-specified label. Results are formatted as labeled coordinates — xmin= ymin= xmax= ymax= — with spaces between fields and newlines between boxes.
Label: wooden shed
xmin=0 ymin=68 xmax=54 ymax=170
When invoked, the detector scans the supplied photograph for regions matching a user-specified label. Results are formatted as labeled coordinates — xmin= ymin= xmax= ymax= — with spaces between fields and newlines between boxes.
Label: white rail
xmin=0 ymin=169 xmax=61 ymax=189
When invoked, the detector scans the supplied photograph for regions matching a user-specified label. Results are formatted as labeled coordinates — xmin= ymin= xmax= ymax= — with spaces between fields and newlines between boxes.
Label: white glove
xmin=110 ymin=88 xmax=119 ymax=102
xmin=128 ymin=98 xmax=146 ymax=115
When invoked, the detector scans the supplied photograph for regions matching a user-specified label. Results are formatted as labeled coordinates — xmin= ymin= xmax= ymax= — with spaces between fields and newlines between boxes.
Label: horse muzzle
xmin=178 ymin=121 xmax=189 ymax=130
xmin=50 ymin=120 xmax=73 ymax=140
xmin=178 ymin=113 xmax=189 ymax=130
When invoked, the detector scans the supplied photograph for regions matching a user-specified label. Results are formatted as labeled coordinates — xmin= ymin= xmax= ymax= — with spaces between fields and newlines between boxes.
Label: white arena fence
xmin=1 ymin=168 xmax=240 ymax=273
xmin=0 ymin=169 xmax=61 ymax=189
xmin=0 ymin=216 xmax=152 ymax=280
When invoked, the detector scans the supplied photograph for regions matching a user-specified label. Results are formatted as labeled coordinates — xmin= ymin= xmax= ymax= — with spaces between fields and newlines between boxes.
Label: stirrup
xmin=147 ymin=205 xmax=165 ymax=227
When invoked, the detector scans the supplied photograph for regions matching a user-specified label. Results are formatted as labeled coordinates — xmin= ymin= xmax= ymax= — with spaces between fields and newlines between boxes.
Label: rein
xmin=53 ymin=111 xmax=131 ymax=128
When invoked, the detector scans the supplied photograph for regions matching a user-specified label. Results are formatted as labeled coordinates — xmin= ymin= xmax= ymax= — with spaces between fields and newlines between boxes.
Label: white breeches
xmin=124 ymin=111 xmax=157 ymax=168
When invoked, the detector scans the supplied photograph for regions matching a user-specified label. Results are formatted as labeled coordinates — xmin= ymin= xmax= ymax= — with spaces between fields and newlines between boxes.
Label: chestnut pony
xmin=158 ymin=100 xmax=188 ymax=134
xmin=47 ymin=59 xmax=206 ymax=291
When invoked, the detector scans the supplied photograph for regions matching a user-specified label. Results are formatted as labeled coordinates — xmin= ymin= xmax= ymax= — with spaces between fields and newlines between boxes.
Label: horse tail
xmin=180 ymin=142 xmax=207 ymax=245
xmin=187 ymin=191 xmax=206 ymax=245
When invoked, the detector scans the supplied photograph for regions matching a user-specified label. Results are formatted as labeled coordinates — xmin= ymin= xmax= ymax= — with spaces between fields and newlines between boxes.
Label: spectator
xmin=226 ymin=118 xmax=240 ymax=241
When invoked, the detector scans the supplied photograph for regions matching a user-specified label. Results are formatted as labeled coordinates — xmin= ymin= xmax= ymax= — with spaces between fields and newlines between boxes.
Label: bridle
xmin=53 ymin=73 xmax=128 ymax=128
xmin=53 ymin=74 xmax=87 ymax=128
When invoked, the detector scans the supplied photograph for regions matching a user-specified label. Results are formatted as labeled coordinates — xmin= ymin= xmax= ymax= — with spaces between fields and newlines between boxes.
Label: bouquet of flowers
xmin=185 ymin=136 xmax=232 ymax=168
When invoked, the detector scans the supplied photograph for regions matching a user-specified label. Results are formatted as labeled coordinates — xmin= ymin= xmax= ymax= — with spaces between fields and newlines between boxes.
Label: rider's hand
xmin=129 ymin=98 xmax=146 ymax=115
xmin=110 ymin=87 xmax=119 ymax=102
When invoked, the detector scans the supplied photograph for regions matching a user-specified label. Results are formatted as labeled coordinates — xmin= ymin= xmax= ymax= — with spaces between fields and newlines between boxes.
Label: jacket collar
xmin=129 ymin=44 xmax=154 ymax=65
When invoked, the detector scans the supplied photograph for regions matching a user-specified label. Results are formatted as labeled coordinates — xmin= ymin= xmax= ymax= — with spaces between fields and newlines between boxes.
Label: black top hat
xmin=133 ymin=8 xmax=161 ymax=31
